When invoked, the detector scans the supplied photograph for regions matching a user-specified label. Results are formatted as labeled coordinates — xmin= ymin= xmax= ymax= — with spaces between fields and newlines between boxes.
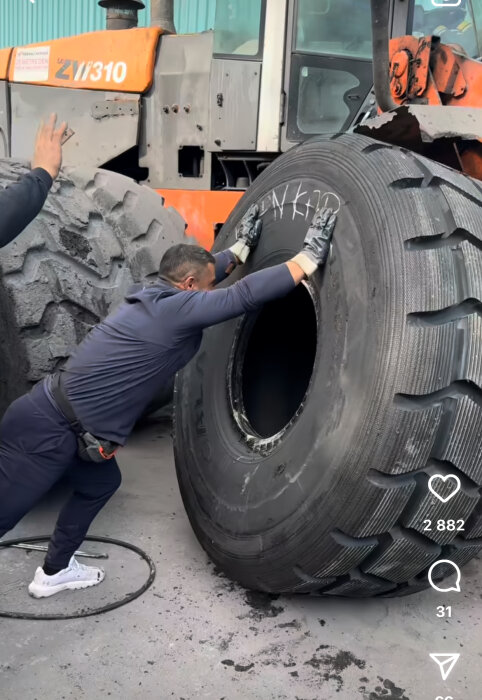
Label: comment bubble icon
xmin=428 ymin=560 xmax=461 ymax=593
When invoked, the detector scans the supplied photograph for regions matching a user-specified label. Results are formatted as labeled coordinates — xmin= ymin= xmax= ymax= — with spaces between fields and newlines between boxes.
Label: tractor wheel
xmin=0 ymin=162 xmax=186 ymax=416
xmin=174 ymin=133 xmax=482 ymax=597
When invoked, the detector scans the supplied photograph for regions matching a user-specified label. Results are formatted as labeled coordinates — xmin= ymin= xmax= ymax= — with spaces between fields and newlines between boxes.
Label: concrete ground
xmin=1 ymin=417 xmax=481 ymax=700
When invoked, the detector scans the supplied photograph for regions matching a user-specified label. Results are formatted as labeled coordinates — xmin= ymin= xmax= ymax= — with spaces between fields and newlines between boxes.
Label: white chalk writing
xmin=261 ymin=182 xmax=342 ymax=222
xmin=272 ymin=184 xmax=289 ymax=222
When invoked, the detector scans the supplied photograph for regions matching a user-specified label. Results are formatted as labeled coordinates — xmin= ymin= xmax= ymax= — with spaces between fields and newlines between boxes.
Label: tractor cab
xmin=412 ymin=0 xmax=479 ymax=57
xmin=213 ymin=0 xmax=264 ymax=57
xmin=1 ymin=0 xmax=482 ymax=243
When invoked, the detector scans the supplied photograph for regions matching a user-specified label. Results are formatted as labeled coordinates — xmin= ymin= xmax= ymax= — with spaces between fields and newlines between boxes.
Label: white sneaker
xmin=28 ymin=556 xmax=105 ymax=598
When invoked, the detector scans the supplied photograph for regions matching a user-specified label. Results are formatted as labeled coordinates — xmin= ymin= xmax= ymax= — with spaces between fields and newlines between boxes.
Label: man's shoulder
xmin=125 ymin=281 xmax=182 ymax=304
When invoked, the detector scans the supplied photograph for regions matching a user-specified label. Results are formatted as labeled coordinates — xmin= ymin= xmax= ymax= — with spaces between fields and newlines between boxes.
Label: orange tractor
xmin=1 ymin=0 xmax=480 ymax=243
xmin=1 ymin=0 xmax=482 ymax=595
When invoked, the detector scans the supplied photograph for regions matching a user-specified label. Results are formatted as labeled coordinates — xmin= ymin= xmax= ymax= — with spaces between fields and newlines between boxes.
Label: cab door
xmin=281 ymin=0 xmax=375 ymax=149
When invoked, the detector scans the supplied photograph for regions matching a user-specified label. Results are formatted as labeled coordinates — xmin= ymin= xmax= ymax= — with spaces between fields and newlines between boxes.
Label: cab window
xmin=412 ymin=0 xmax=479 ymax=58
xmin=295 ymin=0 xmax=373 ymax=59
xmin=288 ymin=0 xmax=373 ymax=139
xmin=213 ymin=0 xmax=264 ymax=57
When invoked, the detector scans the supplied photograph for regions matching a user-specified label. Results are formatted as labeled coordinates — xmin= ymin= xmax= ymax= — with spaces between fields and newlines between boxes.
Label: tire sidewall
xmin=175 ymin=138 xmax=402 ymax=566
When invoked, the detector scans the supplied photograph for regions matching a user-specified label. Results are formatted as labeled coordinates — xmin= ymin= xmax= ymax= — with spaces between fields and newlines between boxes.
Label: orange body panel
xmin=0 ymin=48 xmax=12 ymax=80
xmin=8 ymin=28 xmax=161 ymax=93
xmin=158 ymin=190 xmax=244 ymax=250
xmin=460 ymin=143 xmax=482 ymax=181
xmin=389 ymin=35 xmax=482 ymax=180
xmin=390 ymin=36 xmax=432 ymax=101
xmin=389 ymin=35 xmax=482 ymax=108
xmin=430 ymin=44 xmax=482 ymax=109
xmin=389 ymin=36 xmax=442 ymax=105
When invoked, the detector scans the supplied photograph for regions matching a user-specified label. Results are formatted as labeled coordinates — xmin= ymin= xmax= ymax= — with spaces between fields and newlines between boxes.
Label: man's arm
xmin=177 ymin=206 xmax=337 ymax=331
xmin=213 ymin=249 xmax=237 ymax=284
xmin=178 ymin=262 xmax=297 ymax=331
xmin=0 ymin=114 xmax=67 ymax=249
xmin=0 ymin=169 xmax=53 ymax=248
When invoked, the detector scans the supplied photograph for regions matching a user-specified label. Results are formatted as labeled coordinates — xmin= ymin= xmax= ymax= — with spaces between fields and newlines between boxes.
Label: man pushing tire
xmin=0 ymin=205 xmax=336 ymax=598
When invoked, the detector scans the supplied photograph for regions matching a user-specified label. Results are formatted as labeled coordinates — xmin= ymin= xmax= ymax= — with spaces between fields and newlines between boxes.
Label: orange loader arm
xmin=388 ymin=34 xmax=482 ymax=179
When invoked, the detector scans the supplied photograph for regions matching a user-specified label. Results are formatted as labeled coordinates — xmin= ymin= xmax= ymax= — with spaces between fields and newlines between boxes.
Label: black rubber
xmin=0 ymin=535 xmax=156 ymax=620
xmin=174 ymin=133 xmax=482 ymax=597
xmin=0 ymin=162 xmax=186 ymax=416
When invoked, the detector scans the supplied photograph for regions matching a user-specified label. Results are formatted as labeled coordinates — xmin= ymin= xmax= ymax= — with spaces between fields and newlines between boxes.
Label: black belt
xmin=50 ymin=372 xmax=119 ymax=463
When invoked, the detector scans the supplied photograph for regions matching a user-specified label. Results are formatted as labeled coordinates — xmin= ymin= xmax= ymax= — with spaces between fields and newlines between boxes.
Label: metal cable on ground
xmin=0 ymin=535 xmax=156 ymax=620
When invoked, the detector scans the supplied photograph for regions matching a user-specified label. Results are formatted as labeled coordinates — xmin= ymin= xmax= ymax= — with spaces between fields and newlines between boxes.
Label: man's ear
xmin=184 ymin=276 xmax=196 ymax=290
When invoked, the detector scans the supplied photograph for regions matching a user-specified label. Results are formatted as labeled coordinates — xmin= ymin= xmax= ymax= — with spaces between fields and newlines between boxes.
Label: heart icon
xmin=428 ymin=474 xmax=461 ymax=503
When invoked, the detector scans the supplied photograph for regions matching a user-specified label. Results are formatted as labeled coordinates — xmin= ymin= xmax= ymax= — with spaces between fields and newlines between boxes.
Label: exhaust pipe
xmin=150 ymin=0 xmax=176 ymax=34
xmin=98 ymin=0 xmax=145 ymax=30
xmin=370 ymin=0 xmax=396 ymax=112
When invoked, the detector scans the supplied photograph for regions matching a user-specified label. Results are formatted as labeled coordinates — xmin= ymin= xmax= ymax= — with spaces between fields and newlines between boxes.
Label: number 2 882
xmin=423 ymin=519 xmax=464 ymax=532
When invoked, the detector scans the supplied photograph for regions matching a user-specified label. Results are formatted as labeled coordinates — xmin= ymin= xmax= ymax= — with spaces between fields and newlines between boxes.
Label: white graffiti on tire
xmin=261 ymin=183 xmax=342 ymax=222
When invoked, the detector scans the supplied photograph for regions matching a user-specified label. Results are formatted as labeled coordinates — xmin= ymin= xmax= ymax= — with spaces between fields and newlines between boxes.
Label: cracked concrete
xmin=1 ymin=417 xmax=481 ymax=700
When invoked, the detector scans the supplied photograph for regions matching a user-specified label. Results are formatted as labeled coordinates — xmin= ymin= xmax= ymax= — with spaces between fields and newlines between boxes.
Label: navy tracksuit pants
xmin=0 ymin=381 xmax=121 ymax=570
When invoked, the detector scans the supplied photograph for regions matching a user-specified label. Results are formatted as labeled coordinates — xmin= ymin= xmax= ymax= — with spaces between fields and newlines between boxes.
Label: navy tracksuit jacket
xmin=0 ymin=249 xmax=295 ymax=569
xmin=0 ymin=168 xmax=53 ymax=248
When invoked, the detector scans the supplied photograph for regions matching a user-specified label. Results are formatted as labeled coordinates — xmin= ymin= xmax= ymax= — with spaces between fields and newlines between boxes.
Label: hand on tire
xmin=237 ymin=204 xmax=263 ymax=249
xmin=230 ymin=204 xmax=263 ymax=264
xmin=303 ymin=207 xmax=337 ymax=267
xmin=291 ymin=207 xmax=337 ymax=277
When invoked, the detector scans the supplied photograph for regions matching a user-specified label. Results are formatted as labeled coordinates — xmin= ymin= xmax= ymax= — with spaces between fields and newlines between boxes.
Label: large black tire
xmin=0 ymin=162 xmax=186 ymax=416
xmin=174 ymin=133 xmax=482 ymax=597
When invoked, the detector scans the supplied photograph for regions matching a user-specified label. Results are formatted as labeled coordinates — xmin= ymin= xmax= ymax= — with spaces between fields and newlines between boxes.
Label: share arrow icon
xmin=430 ymin=653 xmax=460 ymax=681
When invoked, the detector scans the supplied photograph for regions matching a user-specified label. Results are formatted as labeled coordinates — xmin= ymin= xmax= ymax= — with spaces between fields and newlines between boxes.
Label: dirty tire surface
xmin=174 ymin=133 xmax=482 ymax=597
xmin=0 ymin=161 xmax=185 ymax=415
